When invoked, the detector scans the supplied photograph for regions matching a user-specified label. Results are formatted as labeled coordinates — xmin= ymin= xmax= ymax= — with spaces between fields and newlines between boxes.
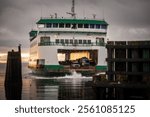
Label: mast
xmin=72 ymin=0 xmax=75 ymax=18
xmin=66 ymin=0 xmax=76 ymax=19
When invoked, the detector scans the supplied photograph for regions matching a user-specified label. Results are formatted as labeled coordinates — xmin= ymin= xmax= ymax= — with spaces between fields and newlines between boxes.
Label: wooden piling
xmin=4 ymin=45 xmax=22 ymax=100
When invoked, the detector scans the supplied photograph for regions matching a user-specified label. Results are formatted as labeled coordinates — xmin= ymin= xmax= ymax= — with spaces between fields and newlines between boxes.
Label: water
xmin=0 ymin=63 xmax=96 ymax=100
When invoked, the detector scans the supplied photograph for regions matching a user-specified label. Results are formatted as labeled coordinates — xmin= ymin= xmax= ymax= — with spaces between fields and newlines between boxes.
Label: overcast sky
xmin=0 ymin=0 xmax=150 ymax=53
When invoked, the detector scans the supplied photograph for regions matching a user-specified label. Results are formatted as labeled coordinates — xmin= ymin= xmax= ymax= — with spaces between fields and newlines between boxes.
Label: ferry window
xmin=101 ymin=38 xmax=104 ymax=42
xmin=79 ymin=40 xmax=82 ymax=44
xmin=90 ymin=24 xmax=95 ymax=29
xmin=101 ymin=25 xmax=107 ymax=29
xmin=53 ymin=23 xmax=58 ymax=28
xmin=98 ymin=38 xmax=104 ymax=42
xmin=56 ymin=39 xmax=59 ymax=44
xmin=65 ymin=39 xmax=69 ymax=44
xmin=78 ymin=24 xmax=83 ymax=28
xmin=40 ymin=37 xmax=50 ymax=43
xmin=74 ymin=40 xmax=78 ymax=44
xmin=46 ymin=23 xmax=52 ymax=28
xmin=59 ymin=23 xmax=64 ymax=28
xmin=83 ymin=40 xmax=87 ymax=44
xmin=38 ymin=24 xmax=45 ymax=28
xmin=70 ymin=39 xmax=73 ymax=44
xmin=60 ymin=39 xmax=64 ymax=44
xmin=84 ymin=24 xmax=89 ymax=28
xmin=96 ymin=37 xmax=104 ymax=44
xmin=88 ymin=40 xmax=91 ymax=44
xmin=71 ymin=24 xmax=77 ymax=29
xmin=66 ymin=23 xmax=71 ymax=28
xmin=96 ymin=24 xmax=100 ymax=29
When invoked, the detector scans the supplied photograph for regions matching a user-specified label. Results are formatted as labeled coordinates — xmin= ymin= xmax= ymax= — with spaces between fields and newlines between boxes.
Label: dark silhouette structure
xmin=5 ymin=45 xmax=22 ymax=100
xmin=92 ymin=41 xmax=150 ymax=100
xmin=105 ymin=41 xmax=150 ymax=99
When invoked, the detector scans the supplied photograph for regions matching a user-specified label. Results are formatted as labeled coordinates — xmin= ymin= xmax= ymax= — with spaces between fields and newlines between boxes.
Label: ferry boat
xmin=28 ymin=0 xmax=108 ymax=76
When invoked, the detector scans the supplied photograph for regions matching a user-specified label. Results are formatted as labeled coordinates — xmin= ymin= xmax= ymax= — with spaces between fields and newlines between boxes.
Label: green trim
xmin=96 ymin=66 xmax=107 ymax=70
xmin=37 ymin=18 xmax=108 ymax=25
xmin=29 ymin=30 xmax=38 ymax=41
xmin=44 ymin=65 xmax=64 ymax=71
xmin=29 ymin=30 xmax=37 ymax=37
xmin=39 ymin=31 xmax=106 ymax=35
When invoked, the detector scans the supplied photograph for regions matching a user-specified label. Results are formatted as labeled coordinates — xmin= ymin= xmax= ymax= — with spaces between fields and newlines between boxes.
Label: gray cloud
xmin=0 ymin=0 xmax=150 ymax=53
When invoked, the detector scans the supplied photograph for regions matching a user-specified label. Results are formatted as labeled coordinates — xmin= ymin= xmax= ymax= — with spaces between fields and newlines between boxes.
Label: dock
xmin=91 ymin=41 xmax=150 ymax=100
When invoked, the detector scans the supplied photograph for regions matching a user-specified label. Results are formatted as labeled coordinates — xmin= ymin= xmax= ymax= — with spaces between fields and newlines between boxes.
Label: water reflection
xmin=0 ymin=70 xmax=95 ymax=100
xmin=25 ymin=77 xmax=95 ymax=100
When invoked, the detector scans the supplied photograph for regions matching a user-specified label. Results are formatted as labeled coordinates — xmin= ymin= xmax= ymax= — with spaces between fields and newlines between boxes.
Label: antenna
xmin=72 ymin=0 xmax=75 ymax=16
xmin=66 ymin=0 xmax=76 ymax=19
xmin=101 ymin=0 xmax=105 ymax=20
xmin=54 ymin=13 xmax=57 ymax=18
xmin=40 ymin=7 xmax=42 ymax=18
xmin=93 ymin=14 xmax=96 ymax=19
xmin=40 ymin=3 xmax=43 ymax=19
xmin=102 ymin=8 xmax=105 ymax=20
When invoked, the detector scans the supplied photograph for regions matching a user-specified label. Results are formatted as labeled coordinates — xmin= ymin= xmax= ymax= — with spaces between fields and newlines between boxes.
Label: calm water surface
xmin=0 ymin=63 xmax=96 ymax=100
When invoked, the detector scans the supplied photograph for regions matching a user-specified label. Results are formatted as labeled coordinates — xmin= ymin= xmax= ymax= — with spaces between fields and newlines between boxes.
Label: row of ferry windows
xmin=40 ymin=23 xmax=107 ymax=29
xmin=55 ymin=39 xmax=92 ymax=44
xmin=40 ymin=37 xmax=104 ymax=44
xmin=40 ymin=37 xmax=92 ymax=44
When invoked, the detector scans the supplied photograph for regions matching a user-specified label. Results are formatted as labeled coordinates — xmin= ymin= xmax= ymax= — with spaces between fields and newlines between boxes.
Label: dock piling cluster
xmin=4 ymin=45 xmax=22 ymax=100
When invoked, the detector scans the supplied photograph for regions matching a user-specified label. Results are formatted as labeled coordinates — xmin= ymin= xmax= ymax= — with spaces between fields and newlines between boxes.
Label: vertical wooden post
xmin=4 ymin=45 xmax=22 ymax=100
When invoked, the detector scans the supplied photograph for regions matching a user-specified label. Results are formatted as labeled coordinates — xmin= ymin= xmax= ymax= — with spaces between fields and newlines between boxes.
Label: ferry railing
xmin=40 ymin=16 xmax=105 ymax=21
xmin=38 ymin=42 xmax=105 ymax=47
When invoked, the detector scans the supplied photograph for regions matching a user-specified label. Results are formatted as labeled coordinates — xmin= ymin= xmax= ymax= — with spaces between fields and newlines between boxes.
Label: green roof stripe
xmin=37 ymin=18 xmax=108 ymax=25
xmin=29 ymin=30 xmax=37 ymax=37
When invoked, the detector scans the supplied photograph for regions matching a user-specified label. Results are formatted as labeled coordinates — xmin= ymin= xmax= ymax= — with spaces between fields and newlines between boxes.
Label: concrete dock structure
xmin=106 ymin=41 xmax=150 ymax=82
xmin=93 ymin=41 xmax=150 ymax=100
